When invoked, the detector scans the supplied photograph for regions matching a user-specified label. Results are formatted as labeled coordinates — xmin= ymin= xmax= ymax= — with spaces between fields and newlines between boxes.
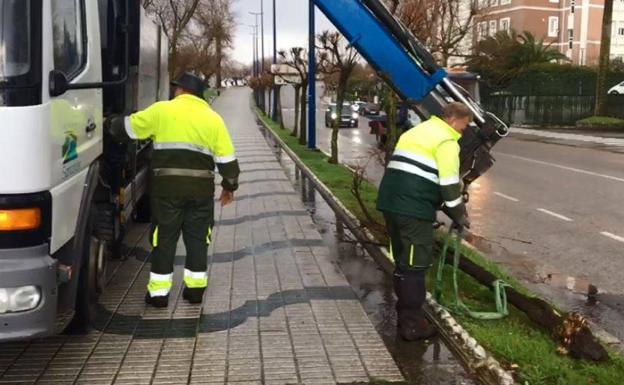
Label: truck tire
xmin=95 ymin=203 xmax=124 ymax=259
xmin=68 ymin=210 xmax=105 ymax=333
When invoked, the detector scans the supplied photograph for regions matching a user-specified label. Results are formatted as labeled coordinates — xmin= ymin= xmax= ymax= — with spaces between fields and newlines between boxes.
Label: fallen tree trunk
xmin=445 ymin=250 xmax=609 ymax=362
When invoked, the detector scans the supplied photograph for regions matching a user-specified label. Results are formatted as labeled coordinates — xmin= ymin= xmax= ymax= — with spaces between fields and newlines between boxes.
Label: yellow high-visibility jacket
xmin=110 ymin=94 xmax=240 ymax=197
xmin=377 ymin=116 xmax=465 ymax=223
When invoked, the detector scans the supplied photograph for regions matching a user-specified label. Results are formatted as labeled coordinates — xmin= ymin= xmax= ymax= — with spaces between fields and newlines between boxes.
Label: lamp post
xmin=307 ymin=0 xmax=316 ymax=149
xmin=250 ymin=10 xmax=264 ymax=110
xmin=271 ymin=0 xmax=279 ymax=122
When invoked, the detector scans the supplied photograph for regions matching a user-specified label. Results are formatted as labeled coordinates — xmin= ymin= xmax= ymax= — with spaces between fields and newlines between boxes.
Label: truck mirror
xmin=49 ymin=70 xmax=69 ymax=97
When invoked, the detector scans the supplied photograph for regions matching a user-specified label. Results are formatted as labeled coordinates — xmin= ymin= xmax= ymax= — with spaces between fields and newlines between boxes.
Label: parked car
xmin=608 ymin=81 xmax=624 ymax=94
xmin=361 ymin=102 xmax=381 ymax=116
xmin=325 ymin=103 xmax=359 ymax=128
xmin=369 ymin=104 xmax=419 ymax=146
xmin=351 ymin=100 xmax=366 ymax=112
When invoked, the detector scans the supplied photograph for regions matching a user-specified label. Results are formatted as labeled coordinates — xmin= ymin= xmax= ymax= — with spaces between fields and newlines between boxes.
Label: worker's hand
xmin=219 ymin=190 xmax=234 ymax=207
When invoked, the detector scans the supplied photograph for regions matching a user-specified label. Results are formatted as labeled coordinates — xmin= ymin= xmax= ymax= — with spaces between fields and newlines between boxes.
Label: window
xmin=0 ymin=0 xmax=31 ymax=79
xmin=568 ymin=29 xmax=574 ymax=49
xmin=548 ymin=16 xmax=559 ymax=37
xmin=571 ymin=0 xmax=575 ymax=13
xmin=478 ymin=0 xmax=488 ymax=9
xmin=489 ymin=20 xmax=497 ymax=36
xmin=490 ymin=0 xmax=499 ymax=6
xmin=51 ymin=0 xmax=86 ymax=78
xmin=500 ymin=0 xmax=511 ymax=4
xmin=478 ymin=22 xmax=488 ymax=40
xmin=499 ymin=17 xmax=511 ymax=32
xmin=549 ymin=0 xmax=559 ymax=3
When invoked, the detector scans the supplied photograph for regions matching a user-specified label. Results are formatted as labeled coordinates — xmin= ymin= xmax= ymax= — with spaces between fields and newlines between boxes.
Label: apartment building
xmin=475 ymin=0 xmax=624 ymax=65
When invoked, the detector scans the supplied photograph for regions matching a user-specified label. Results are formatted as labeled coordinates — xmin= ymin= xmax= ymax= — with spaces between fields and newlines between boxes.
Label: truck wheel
xmin=68 ymin=212 xmax=104 ymax=333
xmin=134 ymin=194 xmax=151 ymax=223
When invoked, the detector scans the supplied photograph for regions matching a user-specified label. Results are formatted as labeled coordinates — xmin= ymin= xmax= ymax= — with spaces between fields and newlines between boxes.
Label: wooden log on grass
xmin=446 ymin=252 xmax=609 ymax=362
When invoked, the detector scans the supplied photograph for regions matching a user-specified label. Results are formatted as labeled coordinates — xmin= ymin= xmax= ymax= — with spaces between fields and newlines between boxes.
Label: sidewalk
xmin=510 ymin=127 xmax=624 ymax=150
xmin=0 ymin=90 xmax=403 ymax=385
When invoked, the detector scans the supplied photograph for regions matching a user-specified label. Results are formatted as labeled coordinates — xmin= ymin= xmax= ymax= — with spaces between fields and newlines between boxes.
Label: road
xmin=275 ymin=84 xmax=624 ymax=341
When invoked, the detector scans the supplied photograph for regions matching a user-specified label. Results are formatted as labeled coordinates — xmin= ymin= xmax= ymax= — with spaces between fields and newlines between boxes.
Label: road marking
xmin=536 ymin=208 xmax=573 ymax=222
xmin=496 ymin=152 xmax=624 ymax=183
xmin=494 ymin=192 xmax=519 ymax=202
xmin=600 ymin=232 xmax=624 ymax=244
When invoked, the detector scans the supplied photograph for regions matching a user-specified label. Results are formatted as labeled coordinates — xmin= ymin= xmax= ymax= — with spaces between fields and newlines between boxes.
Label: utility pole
xmin=595 ymin=0 xmax=614 ymax=116
xmin=272 ymin=0 xmax=279 ymax=122
xmin=260 ymin=0 xmax=265 ymax=73
xmin=307 ymin=0 xmax=316 ymax=149
xmin=250 ymin=10 xmax=264 ymax=111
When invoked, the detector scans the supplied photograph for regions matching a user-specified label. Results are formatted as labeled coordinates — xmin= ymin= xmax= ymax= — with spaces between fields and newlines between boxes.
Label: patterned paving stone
xmin=0 ymin=90 xmax=403 ymax=385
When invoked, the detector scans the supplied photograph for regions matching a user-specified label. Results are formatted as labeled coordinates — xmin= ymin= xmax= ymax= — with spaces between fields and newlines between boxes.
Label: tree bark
xmin=299 ymin=81 xmax=308 ymax=145
xmin=216 ymin=37 xmax=223 ymax=89
xmin=293 ymin=85 xmax=300 ymax=137
xmin=330 ymin=76 xmax=348 ymax=164
xmin=384 ymin=90 xmax=398 ymax=165
xmin=277 ymin=86 xmax=285 ymax=129
xmin=595 ymin=0 xmax=614 ymax=116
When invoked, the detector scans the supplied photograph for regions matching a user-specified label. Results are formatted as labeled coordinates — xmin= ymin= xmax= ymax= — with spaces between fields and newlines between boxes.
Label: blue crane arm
xmin=312 ymin=0 xmax=446 ymax=102
xmin=312 ymin=0 xmax=510 ymax=185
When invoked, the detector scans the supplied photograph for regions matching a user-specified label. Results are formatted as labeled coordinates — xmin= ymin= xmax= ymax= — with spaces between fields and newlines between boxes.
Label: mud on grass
xmin=255 ymin=109 xmax=624 ymax=385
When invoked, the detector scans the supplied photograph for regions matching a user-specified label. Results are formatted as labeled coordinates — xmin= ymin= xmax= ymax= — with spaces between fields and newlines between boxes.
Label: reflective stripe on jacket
xmin=112 ymin=94 xmax=240 ymax=197
xmin=377 ymin=116 xmax=465 ymax=222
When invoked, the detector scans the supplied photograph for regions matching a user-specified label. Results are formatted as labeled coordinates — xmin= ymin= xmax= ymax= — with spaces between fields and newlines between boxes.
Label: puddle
xmin=259 ymin=125 xmax=475 ymax=384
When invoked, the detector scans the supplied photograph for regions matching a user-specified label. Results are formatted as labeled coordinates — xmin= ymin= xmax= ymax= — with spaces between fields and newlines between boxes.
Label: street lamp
xmin=249 ymin=11 xmax=263 ymax=72
xmin=248 ymin=25 xmax=258 ymax=77
xmin=271 ymin=0 xmax=279 ymax=122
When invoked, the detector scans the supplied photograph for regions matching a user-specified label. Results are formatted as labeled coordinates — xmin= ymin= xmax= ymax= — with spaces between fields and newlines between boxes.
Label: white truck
xmin=0 ymin=0 xmax=169 ymax=341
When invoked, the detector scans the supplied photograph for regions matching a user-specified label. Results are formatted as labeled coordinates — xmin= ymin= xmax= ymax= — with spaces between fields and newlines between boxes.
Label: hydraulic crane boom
xmin=312 ymin=0 xmax=510 ymax=185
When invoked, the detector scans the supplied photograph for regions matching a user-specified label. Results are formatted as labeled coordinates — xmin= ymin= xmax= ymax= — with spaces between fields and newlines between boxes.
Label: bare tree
xmin=385 ymin=0 xmax=479 ymax=66
xmin=196 ymin=0 xmax=235 ymax=88
xmin=595 ymin=0 xmax=614 ymax=116
xmin=143 ymin=0 xmax=203 ymax=77
xmin=279 ymin=48 xmax=310 ymax=145
xmin=317 ymin=31 xmax=360 ymax=164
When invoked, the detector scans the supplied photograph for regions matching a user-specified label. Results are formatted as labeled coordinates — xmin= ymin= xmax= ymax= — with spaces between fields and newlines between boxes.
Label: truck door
xmin=48 ymin=0 xmax=103 ymax=253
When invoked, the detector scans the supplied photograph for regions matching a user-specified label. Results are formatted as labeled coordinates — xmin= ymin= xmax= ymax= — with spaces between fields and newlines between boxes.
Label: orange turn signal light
xmin=0 ymin=208 xmax=41 ymax=231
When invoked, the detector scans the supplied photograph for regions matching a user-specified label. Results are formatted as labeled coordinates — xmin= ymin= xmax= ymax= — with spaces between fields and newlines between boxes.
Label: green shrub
xmin=576 ymin=116 xmax=624 ymax=130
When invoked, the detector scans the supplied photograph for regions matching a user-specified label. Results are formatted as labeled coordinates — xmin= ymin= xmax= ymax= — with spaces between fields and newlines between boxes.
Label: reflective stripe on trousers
xmin=147 ymin=272 xmax=172 ymax=297
xmin=183 ymin=269 xmax=208 ymax=289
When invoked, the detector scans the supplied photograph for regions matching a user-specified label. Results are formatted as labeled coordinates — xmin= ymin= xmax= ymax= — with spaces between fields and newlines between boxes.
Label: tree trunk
xmin=384 ymin=90 xmax=398 ymax=165
xmin=299 ymin=81 xmax=308 ymax=146
xmin=330 ymin=77 xmax=348 ymax=164
xmin=595 ymin=0 xmax=614 ymax=116
xmin=293 ymin=86 xmax=300 ymax=137
xmin=216 ymin=38 xmax=223 ymax=89
xmin=277 ymin=86 xmax=285 ymax=129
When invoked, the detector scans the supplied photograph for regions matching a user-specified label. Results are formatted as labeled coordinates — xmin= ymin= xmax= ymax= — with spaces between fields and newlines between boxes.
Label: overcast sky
xmin=230 ymin=0 xmax=335 ymax=65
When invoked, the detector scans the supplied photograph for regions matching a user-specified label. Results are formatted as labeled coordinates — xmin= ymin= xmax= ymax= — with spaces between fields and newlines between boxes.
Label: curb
xmin=253 ymin=109 xmax=516 ymax=385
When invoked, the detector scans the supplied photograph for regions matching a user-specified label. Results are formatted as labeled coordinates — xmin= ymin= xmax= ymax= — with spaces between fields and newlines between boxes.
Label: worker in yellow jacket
xmin=107 ymin=72 xmax=239 ymax=308
xmin=377 ymin=102 xmax=472 ymax=341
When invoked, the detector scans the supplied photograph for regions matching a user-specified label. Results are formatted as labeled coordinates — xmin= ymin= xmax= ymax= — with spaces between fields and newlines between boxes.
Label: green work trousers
xmin=384 ymin=212 xmax=434 ymax=329
xmin=148 ymin=197 xmax=214 ymax=297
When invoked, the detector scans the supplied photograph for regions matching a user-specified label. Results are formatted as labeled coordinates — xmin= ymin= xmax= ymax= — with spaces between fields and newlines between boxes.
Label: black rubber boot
xmin=398 ymin=316 xmax=437 ymax=341
xmin=183 ymin=287 xmax=205 ymax=304
xmin=145 ymin=292 xmax=169 ymax=308
xmin=394 ymin=270 xmax=436 ymax=341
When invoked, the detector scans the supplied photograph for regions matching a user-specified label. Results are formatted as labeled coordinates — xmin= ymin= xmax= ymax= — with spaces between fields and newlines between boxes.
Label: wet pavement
xmin=275 ymin=84 xmax=624 ymax=347
xmin=259 ymin=108 xmax=475 ymax=384
xmin=0 ymin=88 xmax=406 ymax=385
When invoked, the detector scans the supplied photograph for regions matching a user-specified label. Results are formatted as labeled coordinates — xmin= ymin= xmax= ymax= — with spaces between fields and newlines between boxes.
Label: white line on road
xmin=600 ymin=232 xmax=624 ymax=244
xmin=494 ymin=192 xmax=519 ymax=202
xmin=496 ymin=152 xmax=624 ymax=183
xmin=536 ymin=208 xmax=573 ymax=222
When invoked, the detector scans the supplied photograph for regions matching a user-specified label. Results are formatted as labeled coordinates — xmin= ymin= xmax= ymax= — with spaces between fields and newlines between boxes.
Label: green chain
xmin=434 ymin=228 xmax=510 ymax=320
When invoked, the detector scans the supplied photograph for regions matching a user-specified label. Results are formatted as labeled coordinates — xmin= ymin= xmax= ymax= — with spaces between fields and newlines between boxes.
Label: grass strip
xmin=255 ymin=108 xmax=624 ymax=385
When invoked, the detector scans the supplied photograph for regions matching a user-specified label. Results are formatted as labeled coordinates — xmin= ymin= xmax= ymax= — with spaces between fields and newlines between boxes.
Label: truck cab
xmin=0 ymin=0 xmax=168 ymax=342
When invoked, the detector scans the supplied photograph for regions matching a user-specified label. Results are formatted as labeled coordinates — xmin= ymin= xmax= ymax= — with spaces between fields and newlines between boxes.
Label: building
xmin=475 ymin=0 xmax=624 ymax=66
